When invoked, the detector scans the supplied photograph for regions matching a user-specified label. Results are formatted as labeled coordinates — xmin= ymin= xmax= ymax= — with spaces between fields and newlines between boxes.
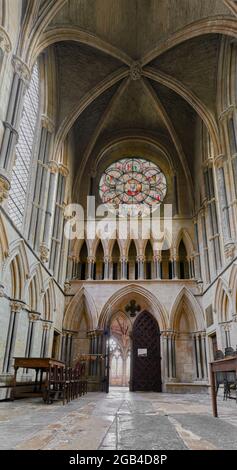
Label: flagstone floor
xmin=0 ymin=387 xmax=237 ymax=450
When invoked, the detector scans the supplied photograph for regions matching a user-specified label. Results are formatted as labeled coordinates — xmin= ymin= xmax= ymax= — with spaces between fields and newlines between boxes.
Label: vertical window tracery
xmin=8 ymin=62 xmax=39 ymax=230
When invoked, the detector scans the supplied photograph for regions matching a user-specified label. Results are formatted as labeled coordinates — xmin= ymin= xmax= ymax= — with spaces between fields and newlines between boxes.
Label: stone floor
xmin=0 ymin=387 xmax=237 ymax=450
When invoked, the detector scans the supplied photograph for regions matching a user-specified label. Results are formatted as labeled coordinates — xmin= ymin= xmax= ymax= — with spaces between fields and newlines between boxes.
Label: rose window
xmin=99 ymin=157 xmax=167 ymax=216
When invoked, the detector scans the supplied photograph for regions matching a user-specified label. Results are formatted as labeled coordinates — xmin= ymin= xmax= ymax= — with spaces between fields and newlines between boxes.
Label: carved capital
xmin=224 ymin=242 xmax=235 ymax=260
xmin=64 ymin=279 xmax=72 ymax=294
xmin=48 ymin=160 xmax=59 ymax=174
xmin=41 ymin=114 xmax=55 ymax=133
xmin=219 ymin=105 xmax=235 ymax=122
xmin=0 ymin=26 xmax=11 ymax=53
xmin=214 ymin=153 xmax=226 ymax=169
xmin=130 ymin=61 xmax=142 ymax=80
xmin=87 ymin=256 xmax=96 ymax=263
xmin=28 ymin=312 xmax=40 ymax=322
xmin=10 ymin=301 xmax=22 ymax=313
xmin=42 ymin=321 xmax=52 ymax=331
xmin=59 ymin=163 xmax=69 ymax=177
xmin=103 ymin=256 xmax=111 ymax=263
xmin=136 ymin=255 xmax=145 ymax=262
xmin=12 ymin=55 xmax=31 ymax=85
xmin=0 ymin=173 xmax=11 ymax=203
xmin=39 ymin=242 xmax=49 ymax=263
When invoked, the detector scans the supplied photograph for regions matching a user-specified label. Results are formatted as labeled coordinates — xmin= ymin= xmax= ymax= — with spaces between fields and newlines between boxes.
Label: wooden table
xmin=209 ymin=356 xmax=237 ymax=417
xmin=11 ymin=357 xmax=65 ymax=401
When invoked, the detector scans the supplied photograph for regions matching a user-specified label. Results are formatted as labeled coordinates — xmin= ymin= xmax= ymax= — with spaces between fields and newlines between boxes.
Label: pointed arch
xmin=214 ymin=277 xmax=232 ymax=323
xmin=41 ymin=278 xmax=56 ymax=321
xmin=170 ymin=287 xmax=204 ymax=331
xmin=174 ymin=228 xmax=194 ymax=257
xmin=98 ymin=284 xmax=168 ymax=331
xmin=26 ymin=262 xmax=43 ymax=311
xmin=3 ymin=239 xmax=29 ymax=300
xmin=63 ymin=286 xmax=96 ymax=331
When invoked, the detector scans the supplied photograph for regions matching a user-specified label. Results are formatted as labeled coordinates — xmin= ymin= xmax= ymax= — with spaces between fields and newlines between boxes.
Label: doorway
xmin=131 ymin=311 xmax=161 ymax=391
xmin=107 ymin=312 xmax=131 ymax=390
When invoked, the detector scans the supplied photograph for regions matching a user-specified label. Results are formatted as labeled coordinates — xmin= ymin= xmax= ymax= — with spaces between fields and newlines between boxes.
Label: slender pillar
xmin=0 ymin=57 xmax=30 ymax=171
xmin=40 ymin=322 xmax=52 ymax=357
xmin=153 ymin=253 xmax=161 ymax=280
xmin=0 ymin=57 xmax=30 ymax=202
xmin=120 ymin=257 xmax=128 ymax=280
xmin=194 ymin=333 xmax=202 ymax=379
xmin=3 ymin=301 xmax=22 ymax=373
xmin=201 ymin=332 xmax=208 ymax=379
xmin=103 ymin=256 xmax=111 ymax=280
xmin=87 ymin=256 xmax=95 ymax=280
xmin=60 ymin=333 xmax=66 ymax=362
xmin=137 ymin=255 xmax=145 ymax=280
xmin=25 ymin=312 xmax=40 ymax=358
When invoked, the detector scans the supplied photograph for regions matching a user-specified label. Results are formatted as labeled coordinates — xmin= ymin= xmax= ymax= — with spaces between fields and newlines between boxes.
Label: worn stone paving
xmin=0 ymin=387 xmax=236 ymax=450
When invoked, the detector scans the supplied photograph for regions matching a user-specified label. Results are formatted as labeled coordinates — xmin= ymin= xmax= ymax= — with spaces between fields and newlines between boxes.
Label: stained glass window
xmin=8 ymin=62 xmax=39 ymax=230
xmin=99 ymin=157 xmax=167 ymax=216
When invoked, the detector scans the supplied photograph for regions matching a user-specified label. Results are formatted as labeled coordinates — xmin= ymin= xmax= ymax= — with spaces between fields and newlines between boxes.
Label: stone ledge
xmin=165 ymin=382 xmax=209 ymax=394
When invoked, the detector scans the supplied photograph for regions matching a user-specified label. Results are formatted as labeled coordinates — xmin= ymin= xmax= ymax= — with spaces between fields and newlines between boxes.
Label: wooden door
xmin=131 ymin=311 xmax=161 ymax=391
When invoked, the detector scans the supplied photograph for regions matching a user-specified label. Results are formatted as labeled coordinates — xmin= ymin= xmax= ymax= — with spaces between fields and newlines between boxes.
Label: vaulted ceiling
xmin=33 ymin=0 xmax=236 ymax=195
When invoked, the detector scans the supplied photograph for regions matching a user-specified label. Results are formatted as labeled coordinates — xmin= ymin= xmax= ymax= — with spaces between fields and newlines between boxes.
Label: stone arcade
xmin=0 ymin=0 xmax=237 ymax=451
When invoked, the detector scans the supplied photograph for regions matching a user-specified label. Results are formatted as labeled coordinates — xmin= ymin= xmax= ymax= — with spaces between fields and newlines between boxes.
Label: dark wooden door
xmin=131 ymin=311 xmax=161 ymax=391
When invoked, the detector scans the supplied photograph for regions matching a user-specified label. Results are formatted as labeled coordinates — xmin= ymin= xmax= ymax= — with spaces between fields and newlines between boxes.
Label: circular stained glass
xmin=99 ymin=157 xmax=167 ymax=216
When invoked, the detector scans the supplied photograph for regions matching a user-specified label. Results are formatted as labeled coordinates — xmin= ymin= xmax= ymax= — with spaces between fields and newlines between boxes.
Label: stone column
xmin=60 ymin=332 xmax=66 ymax=362
xmin=103 ymin=256 xmax=111 ymax=280
xmin=201 ymin=332 xmax=208 ymax=379
xmin=170 ymin=249 xmax=178 ymax=279
xmin=120 ymin=256 xmax=128 ymax=280
xmin=65 ymin=333 xmax=73 ymax=366
xmin=28 ymin=116 xmax=55 ymax=247
xmin=161 ymin=332 xmax=168 ymax=379
xmin=40 ymin=161 xmax=58 ymax=258
xmin=3 ymin=301 xmax=22 ymax=373
xmin=194 ymin=333 xmax=202 ymax=379
xmin=40 ymin=321 xmax=52 ymax=358
xmin=0 ymin=57 xmax=30 ymax=169
xmin=153 ymin=253 xmax=162 ymax=279
xmin=166 ymin=332 xmax=175 ymax=380
xmin=87 ymin=256 xmax=95 ymax=280
xmin=25 ymin=312 xmax=40 ymax=358
xmin=215 ymin=155 xmax=232 ymax=244
xmin=137 ymin=255 xmax=145 ymax=280
xmin=0 ymin=56 xmax=30 ymax=202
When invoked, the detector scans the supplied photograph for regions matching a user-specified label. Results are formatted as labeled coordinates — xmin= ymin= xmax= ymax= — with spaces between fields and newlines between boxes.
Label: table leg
xmin=34 ymin=369 xmax=39 ymax=392
xmin=11 ymin=366 xmax=18 ymax=401
xmin=209 ymin=365 xmax=218 ymax=417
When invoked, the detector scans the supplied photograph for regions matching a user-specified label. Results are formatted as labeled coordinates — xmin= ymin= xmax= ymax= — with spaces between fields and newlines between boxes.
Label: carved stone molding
xmin=0 ymin=173 xmax=11 ymax=203
xmin=42 ymin=321 xmax=52 ymax=331
xmin=41 ymin=114 xmax=55 ymax=133
xmin=0 ymin=26 xmax=11 ymax=53
xmin=39 ymin=242 xmax=49 ymax=263
xmin=130 ymin=62 xmax=142 ymax=80
xmin=64 ymin=279 xmax=72 ymax=294
xmin=58 ymin=163 xmax=69 ymax=177
xmin=28 ymin=312 xmax=40 ymax=322
xmin=10 ymin=301 xmax=22 ymax=313
xmin=214 ymin=153 xmax=227 ymax=168
xmin=219 ymin=104 xmax=235 ymax=122
xmin=224 ymin=242 xmax=235 ymax=260
xmin=12 ymin=55 xmax=31 ymax=85
xmin=48 ymin=160 xmax=59 ymax=174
